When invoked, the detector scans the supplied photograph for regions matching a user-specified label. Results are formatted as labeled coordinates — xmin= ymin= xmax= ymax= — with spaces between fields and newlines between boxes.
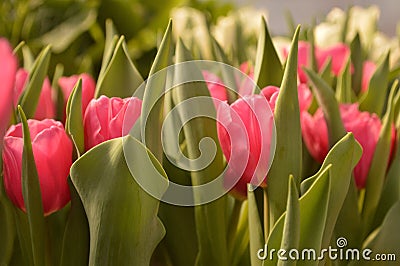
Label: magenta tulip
xmin=0 ymin=39 xmax=17 ymax=144
xmin=14 ymin=69 xmax=56 ymax=120
xmin=202 ymin=71 xmax=228 ymax=102
xmin=2 ymin=119 xmax=73 ymax=215
xmin=58 ymin=74 xmax=95 ymax=119
xmin=283 ymin=41 xmax=351 ymax=83
xmin=301 ymin=103 xmax=387 ymax=188
xmin=260 ymin=83 xmax=312 ymax=113
xmin=217 ymin=95 xmax=274 ymax=198
xmin=361 ymin=61 xmax=376 ymax=93
xmin=83 ymin=96 xmax=142 ymax=150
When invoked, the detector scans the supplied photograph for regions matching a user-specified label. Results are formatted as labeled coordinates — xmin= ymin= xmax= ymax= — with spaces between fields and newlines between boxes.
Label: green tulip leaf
xmin=140 ymin=20 xmax=173 ymax=161
xmin=253 ymin=16 xmax=283 ymax=91
xmin=60 ymin=178 xmax=89 ymax=266
xmin=350 ymin=33 xmax=363 ymax=95
xmin=17 ymin=106 xmax=46 ymax=266
xmin=352 ymin=201 xmax=400 ymax=265
xmin=95 ymin=36 xmax=144 ymax=98
xmin=70 ymin=136 xmax=167 ymax=266
xmin=304 ymin=67 xmax=347 ymax=146
xmin=66 ymin=79 xmax=85 ymax=156
xmin=22 ymin=45 xmax=34 ymax=71
xmin=278 ymin=176 xmax=300 ymax=266
xmin=52 ymin=64 xmax=65 ymax=121
xmin=318 ymin=58 xmax=333 ymax=86
xmin=0 ymin=180 xmax=16 ymax=265
xmin=335 ymin=56 xmax=353 ymax=103
xmin=301 ymin=133 xmax=362 ymax=249
xmin=373 ymin=132 xmax=400 ymax=229
xmin=172 ymin=39 xmax=228 ymax=266
xmin=359 ymin=52 xmax=390 ymax=117
xmin=248 ymin=186 xmax=264 ymax=266
xmin=267 ymin=25 xmax=302 ymax=226
xmin=263 ymin=167 xmax=331 ymax=266
xmin=361 ymin=81 xmax=397 ymax=235
xmin=229 ymin=201 xmax=250 ymax=266
xmin=18 ymin=46 xmax=51 ymax=119
xmin=98 ymin=19 xmax=119 ymax=80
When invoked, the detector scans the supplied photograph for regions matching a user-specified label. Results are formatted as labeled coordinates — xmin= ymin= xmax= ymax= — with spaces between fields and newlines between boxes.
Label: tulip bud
xmin=2 ymin=119 xmax=73 ymax=215
xmin=217 ymin=95 xmax=274 ymax=198
xmin=14 ymin=69 xmax=56 ymax=120
xmin=58 ymin=74 xmax=95 ymax=118
xmin=83 ymin=96 xmax=142 ymax=150
xmin=361 ymin=61 xmax=376 ymax=93
xmin=301 ymin=103 xmax=390 ymax=188
xmin=202 ymin=71 xmax=228 ymax=102
xmin=0 ymin=39 xmax=17 ymax=148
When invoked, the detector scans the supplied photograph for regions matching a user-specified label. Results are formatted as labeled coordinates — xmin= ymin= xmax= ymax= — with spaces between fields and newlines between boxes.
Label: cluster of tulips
xmin=1 ymin=4 xmax=400 ymax=266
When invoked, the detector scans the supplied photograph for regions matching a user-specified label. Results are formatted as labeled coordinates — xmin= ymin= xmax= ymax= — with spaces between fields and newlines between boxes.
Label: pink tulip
xmin=283 ymin=41 xmax=351 ymax=83
xmin=202 ymin=71 xmax=228 ymax=102
xmin=14 ymin=69 xmax=56 ymax=120
xmin=217 ymin=95 xmax=274 ymax=198
xmin=260 ymin=83 xmax=312 ymax=113
xmin=361 ymin=61 xmax=376 ymax=93
xmin=0 ymin=39 xmax=17 ymax=144
xmin=83 ymin=96 xmax=142 ymax=150
xmin=2 ymin=119 xmax=73 ymax=215
xmin=237 ymin=61 xmax=255 ymax=96
xmin=58 ymin=74 xmax=96 ymax=118
xmin=301 ymin=103 xmax=388 ymax=188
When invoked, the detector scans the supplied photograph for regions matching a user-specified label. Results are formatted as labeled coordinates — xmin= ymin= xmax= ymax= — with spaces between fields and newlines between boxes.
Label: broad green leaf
xmin=301 ymin=133 xmax=362 ymax=250
xmin=95 ymin=36 xmax=144 ymax=98
xmin=278 ymin=176 xmax=299 ymax=266
xmin=264 ymin=167 xmax=331 ymax=266
xmin=38 ymin=9 xmax=97 ymax=53
xmin=359 ymin=52 xmax=389 ymax=116
xmin=172 ymin=39 xmax=228 ymax=266
xmin=373 ymin=84 xmax=400 ymax=228
xmin=141 ymin=20 xmax=173 ymax=161
xmin=60 ymin=179 xmax=89 ymax=266
xmin=350 ymin=33 xmax=363 ymax=95
xmin=334 ymin=177 xmax=362 ymax=253
xmin=70 ymin=136 xmax=167 ymax=266
xmin=66 ymin=79 xmax=85 ymax=156
xmin=253 ymin=16 xmax=283 ymax=91
xmin=304 ymin=68 xmax=346 ymax=146
xmin=335 ymin=56 xmax=352 ymax=103
xmin=361 ymin=81 xmax=397 ymax=235
xmin=352 ymin=201 xmax=400 ymax=265
xmin=267 ymin=26 xmax=302 ymax=226
xmin=389 ymin=66 xmax=400 ymax=82
xmin=248 ymin=186 xmax=264 ymax=266
xmin=19 ymin=46 xmax=51 ymax=119
xmin=0 ymin=181 xmax=15 ymax=265
xmin=18 ymin=106 xmax=45 ymax=266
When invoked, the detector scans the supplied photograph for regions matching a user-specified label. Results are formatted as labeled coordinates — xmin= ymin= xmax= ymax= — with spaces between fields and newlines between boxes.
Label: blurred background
xmin=239 ymin=0 xmax=398 ymax=36
xmin=1 ymin=0 xmax=397 ymax=78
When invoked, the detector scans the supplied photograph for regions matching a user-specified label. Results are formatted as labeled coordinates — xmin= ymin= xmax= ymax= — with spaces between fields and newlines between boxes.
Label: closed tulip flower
xmin=283 ymin=41 xmax=351 ymax=83
xmin=217 ymin=95 xmax=274 ymax=198
xmin=361 ymin=61 xmax=377 ymax=93
xmin=2 ymin=119 xmax=73 ymax=215
xmin=0 ymin=39 xmax=17 ymax=143
xmin=202 ymin=71 xmax=228 ymax=102
xmin=58 ymin=74 xmax=95 ymax=117
xmin=14 ymin=69 xmax=56 ymax=120
xmin=301 ymin=103 xmax=390 ymax=188
xmin=83 ymin=96 xmax=142 ymax=150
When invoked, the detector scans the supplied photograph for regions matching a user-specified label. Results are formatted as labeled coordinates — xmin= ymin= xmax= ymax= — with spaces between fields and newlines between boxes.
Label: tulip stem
xmin=227 ymin=199 xmax=243 ymax=253
xmin=263 ymin=188 xmax=269 ymax=239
